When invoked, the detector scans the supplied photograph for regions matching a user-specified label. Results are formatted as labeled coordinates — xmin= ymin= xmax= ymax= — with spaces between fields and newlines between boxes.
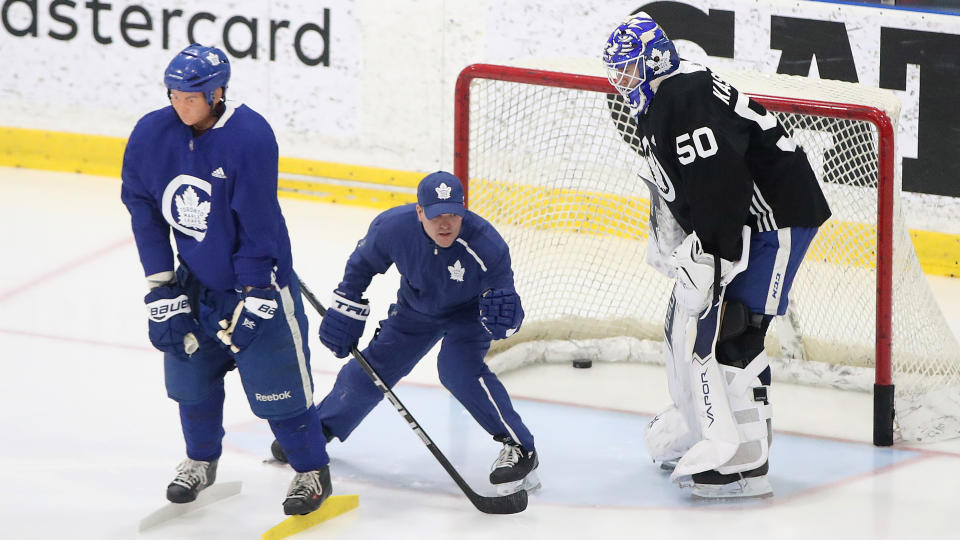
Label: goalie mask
xmin=602 ymin=12 xmax=679 ymax=117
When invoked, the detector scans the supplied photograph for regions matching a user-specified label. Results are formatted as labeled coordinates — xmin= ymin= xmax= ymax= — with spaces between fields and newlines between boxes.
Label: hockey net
xmin=454 ymin=63 xmax=960 ymax=444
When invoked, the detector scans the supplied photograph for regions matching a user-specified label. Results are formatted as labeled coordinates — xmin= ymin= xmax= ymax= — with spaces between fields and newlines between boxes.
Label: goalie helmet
xmin=602 ymin=12 xmax=679 ymax=116
xmin=164 ymin=44 xmax=230 ymax=105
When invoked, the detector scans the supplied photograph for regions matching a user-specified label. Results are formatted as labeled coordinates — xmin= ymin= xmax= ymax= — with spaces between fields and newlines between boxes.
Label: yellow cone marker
xmin=262 ymin=495 xmax=359 ymax=540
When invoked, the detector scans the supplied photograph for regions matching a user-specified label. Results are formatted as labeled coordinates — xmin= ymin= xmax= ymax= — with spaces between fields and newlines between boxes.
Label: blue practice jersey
xmin=338 ymin=204 xmax=517 ymax=318
xmin=121 ymin=102 xmax=293 ymax=291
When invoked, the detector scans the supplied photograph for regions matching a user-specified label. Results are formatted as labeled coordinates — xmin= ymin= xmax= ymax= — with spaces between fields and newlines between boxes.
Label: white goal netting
xmin=457 ymin=64 xmax=960 ymax=443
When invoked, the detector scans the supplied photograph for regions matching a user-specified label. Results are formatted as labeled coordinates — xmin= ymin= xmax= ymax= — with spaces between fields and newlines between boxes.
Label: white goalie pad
xmin=670 ymin=293 xmax=740 ymax=480
xmin=644 ymin=404 xmax=699 ymax=464
xmin=668 ymin=284 xmax=772 ymax=480
xmin=716 ymin=354 xmax=772 ymax=475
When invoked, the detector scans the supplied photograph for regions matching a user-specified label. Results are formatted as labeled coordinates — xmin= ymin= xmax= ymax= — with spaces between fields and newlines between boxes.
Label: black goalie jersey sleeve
xmin=637 ymin=65 xmax=831 ymax=261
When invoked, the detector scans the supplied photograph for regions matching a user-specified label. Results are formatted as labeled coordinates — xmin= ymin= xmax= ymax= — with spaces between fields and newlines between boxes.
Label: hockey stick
xmin=298 ymin=279 xmax=528 ymax=515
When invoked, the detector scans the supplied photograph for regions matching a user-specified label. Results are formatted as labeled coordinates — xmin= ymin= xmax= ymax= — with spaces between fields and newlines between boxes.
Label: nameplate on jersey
xmin=161 ymin=175 xmax=213 ymax=242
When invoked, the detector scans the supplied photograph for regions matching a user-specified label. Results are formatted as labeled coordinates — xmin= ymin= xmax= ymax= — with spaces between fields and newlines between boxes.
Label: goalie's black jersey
xmin=633 ymin=62 xmax=831 ymax=261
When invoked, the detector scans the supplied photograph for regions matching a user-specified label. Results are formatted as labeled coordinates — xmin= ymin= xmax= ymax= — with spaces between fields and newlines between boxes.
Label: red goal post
xmin=453 ymin=63 xmax=927 ymax=446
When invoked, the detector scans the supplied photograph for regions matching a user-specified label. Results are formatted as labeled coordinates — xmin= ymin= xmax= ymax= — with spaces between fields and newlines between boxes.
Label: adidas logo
xmin=212 ymin=167 xmax=226 ymax=179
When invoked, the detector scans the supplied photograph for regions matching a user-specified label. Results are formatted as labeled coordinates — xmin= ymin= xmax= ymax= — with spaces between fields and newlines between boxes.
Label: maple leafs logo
xmin=646 ymin=47 xmax=674 ymax=75
xmin=174 ymin=186 xmax=211 ymax=231
xmin=435 ymin=182 xmax=452 ymax=200
xmin=448 ymin=260 xmax=465 ymax=282
xmin=206 ymin=52 xmax=221 ymax=65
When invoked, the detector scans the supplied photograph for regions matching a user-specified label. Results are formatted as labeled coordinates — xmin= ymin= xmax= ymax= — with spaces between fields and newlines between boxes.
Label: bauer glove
xmin=318 ymin=290 xmax=369 ymax=358
xmin=479 ymin=288 xmax=524 ymax=339
xmin=217 ymin=287 xmax=280 ymax=353
xmin=144 ymin=285 xmax=200 ymax=356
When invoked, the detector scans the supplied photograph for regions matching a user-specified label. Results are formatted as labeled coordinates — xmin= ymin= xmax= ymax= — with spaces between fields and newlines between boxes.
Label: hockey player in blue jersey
xmin=602 ymin=14 xmax=830 ymax=498
xmin=272 ymin=171 xmax=540 ymax=496
xmin=121 ymin=44 xmax=331 ymax=515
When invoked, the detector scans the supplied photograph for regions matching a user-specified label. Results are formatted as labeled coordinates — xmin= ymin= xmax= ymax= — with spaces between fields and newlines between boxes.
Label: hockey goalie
xmin=601 ymin=12 xmax=831 ymax=498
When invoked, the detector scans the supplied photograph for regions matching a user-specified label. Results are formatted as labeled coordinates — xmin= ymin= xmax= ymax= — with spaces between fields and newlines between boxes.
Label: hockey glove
xmin=144 ymin=285 xmax=200 ymax=356
xmin=479 ymin=288 xmax=524 ymax=339
xmin=318 ymin=290 xmax=369 ymax=358
xmin=217 ymin=287 xmax=280 ymax=354
xmin=671 ymin=232 xmax=746 ymax=314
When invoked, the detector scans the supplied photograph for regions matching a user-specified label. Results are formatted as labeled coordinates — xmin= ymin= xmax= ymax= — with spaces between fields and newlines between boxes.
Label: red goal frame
xmin=453 ymin=63 xmax=897 ymax=446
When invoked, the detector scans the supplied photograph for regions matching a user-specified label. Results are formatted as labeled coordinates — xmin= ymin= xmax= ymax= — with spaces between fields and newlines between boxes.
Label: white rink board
xmin=2 ymin=1 xmax=960 ymax=192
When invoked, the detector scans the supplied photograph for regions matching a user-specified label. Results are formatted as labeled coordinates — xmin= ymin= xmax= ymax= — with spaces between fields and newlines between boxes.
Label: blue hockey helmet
xmin=602 ymin=12 xmax=679 ymax=116
xmin=164 ymin=44 xmax=230 ymax=105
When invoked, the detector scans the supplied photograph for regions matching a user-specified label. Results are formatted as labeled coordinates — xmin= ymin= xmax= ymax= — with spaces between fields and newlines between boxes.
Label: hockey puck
xmin=572 ymin=359 xmax=593 ymax=369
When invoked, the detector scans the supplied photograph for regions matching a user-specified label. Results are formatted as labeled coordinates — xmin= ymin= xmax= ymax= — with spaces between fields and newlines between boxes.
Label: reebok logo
xmin=212 ymin=167 xmax=227 ymax=179
xmin=255 ymin=390 xmax=292 ymax=402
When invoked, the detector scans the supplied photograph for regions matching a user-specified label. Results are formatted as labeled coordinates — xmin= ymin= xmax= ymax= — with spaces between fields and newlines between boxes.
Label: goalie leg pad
xmin=658 ymin=288 xmax=707 ymax=469
xmin=713 ymin=301 xmax=773 ymax=475
xmin=670 ymin=299 xmax=773 ymax=479
xmin=671 ymin=291 xmax=742 ymax=480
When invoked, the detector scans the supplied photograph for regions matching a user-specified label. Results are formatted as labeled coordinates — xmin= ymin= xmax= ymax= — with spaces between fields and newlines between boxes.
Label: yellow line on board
xmin=279 ymin=156 xmax=422 ymax=187
xmin=278 ymin=178 xmax=416 ymax=209
xmin=912 ymin=229 xmax=960 ymax=278
xmin=0 ymin=127 xmax=125 ymax=177
xmin=1 ymin=126 xmax=958 ymax=277
xmin=261 ymin=494 xmax=359 ymax=540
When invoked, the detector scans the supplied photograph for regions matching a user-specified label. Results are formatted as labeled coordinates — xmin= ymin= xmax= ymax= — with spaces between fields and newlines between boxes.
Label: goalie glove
xmin=318 ymin=290 xmax=369 ymax=358
xmin=144 ymin=285 xmax=200 ymax=356
xmin=217 ymin=287 xmax=280 ymax=354
xmin=671 ymin=229 xmax=750 ymax=314
xmin=479 ymin=288 xmax=524 ymax=339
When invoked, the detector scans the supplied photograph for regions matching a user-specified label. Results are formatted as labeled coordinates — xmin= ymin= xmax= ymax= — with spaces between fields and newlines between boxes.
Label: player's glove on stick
xmin=217 ymin=287 xmax=279 ymax=353
xmin=318 ymin=290 xmax=368 ymax=358
xmin=479 ymin=288 xmax=524 ymax=339
xmin=144 ymin=285 xmax=200 ymax=355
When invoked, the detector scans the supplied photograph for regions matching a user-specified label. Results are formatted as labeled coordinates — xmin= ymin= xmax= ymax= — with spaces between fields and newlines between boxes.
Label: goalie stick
xmin=298 ymin=279 xmax=528 ymax=515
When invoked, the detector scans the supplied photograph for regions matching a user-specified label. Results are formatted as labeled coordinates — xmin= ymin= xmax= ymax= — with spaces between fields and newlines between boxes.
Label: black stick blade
xmin=470 ymin=489 xmax=528 ymax=514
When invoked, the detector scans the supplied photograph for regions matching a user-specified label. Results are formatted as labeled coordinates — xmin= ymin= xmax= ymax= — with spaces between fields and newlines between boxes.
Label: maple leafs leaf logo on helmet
xmin=647 ymin=47 xmax=675 ymax=75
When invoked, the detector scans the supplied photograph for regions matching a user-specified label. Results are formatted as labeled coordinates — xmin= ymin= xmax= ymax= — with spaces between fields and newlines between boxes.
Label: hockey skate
xmin=690 ymin=462 xmax=773 ymax=500
xmin=283 ymin=466 xmax=332 ymax=515
xmin=166 ymin=458 xmax=218 ymax=503
xmin=489 ymin=436 xmax=540 ymax=495
xmin=270 ymin=425 xmax=335 ymax=464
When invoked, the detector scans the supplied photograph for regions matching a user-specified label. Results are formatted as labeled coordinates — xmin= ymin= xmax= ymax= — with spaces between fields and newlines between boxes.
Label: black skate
xmin=270 ymin=439 xmax=287 ymax=463
xmin=282 ymin=466 xmax=332 ymax=515
xmin=691 ymin=461 xmax=772 ymax=500
xmin=489 ymin=436 xmax=540 ymax=495
xmin=270 ymin=425 xmax=335 ymax=464
xmin=166 ymin=458 xmax=218 ymax=503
